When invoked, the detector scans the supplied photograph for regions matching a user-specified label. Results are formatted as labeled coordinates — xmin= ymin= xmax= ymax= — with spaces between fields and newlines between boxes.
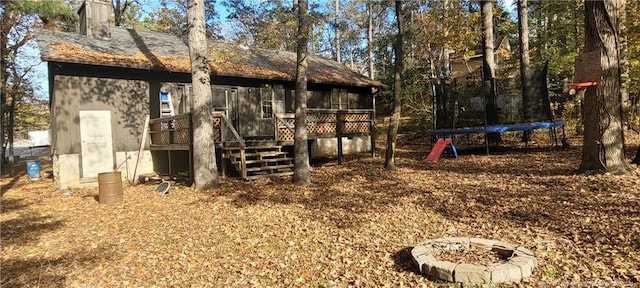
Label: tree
xmin=518 ymin=0 xmax=533 ymax=143
xmin=1 ymin=0 xmax=76 ymax=166
xmin=579 ymin=0 xmax=630 ymax=174
xmin=223 ymin=0 xmax=299 ymax=50
xmin=367 ymin=0 xmax=374 ymax=79
xmin=112 ymin=0 xmax=134 ymax=26
xmin=481 ymin=0 xmax=499 ymax=143
xmin=141 ymin=0 xmax=220 ymax=38
xmin=383 ymin=0 xmax=403 ymax=170
xmin=293 ymin=0 xmax=311 ymax=185
xmin=186 ymin=0 xmax=220 ymax=189
xmin=518 ymin=0 xmax=531 ymax=121
xmin=405 ymin=1 xmax=479 ymax=132
xmin=333 ymin=0 xmax=341 ymax=63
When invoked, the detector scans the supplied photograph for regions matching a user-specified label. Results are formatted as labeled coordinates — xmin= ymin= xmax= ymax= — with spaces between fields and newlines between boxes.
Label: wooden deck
xmin=148 ymin=109 xmax=374 ymax=180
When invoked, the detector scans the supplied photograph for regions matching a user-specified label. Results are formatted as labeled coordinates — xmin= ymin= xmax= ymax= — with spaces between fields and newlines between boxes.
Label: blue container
xmin=26 ymin=160 xmax=41 ymax=181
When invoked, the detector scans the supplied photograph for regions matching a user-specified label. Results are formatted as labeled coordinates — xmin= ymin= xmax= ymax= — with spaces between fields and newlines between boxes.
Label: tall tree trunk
xmin=367 ymin=0 xmax=374 ymax=79
xmin=579 ymin=0 xmax=630 ymax=174
xmin=7 ymin=94 xmax=15 ymax=175
xmin=0 ymin=8 xmax=13 ymax=165
xmin=518 ymin=0 xmax=531 ymax=122
xmin=481 ymin=0 xmax=499 ymax=143
xmin=435 ymin=0 xmax=452 ymax=130
xmin=335 ymin=0 xmax=341 ymax=64
xmin=619 ymin=0 xmax=629 ymax=110
xmin=293 ymin=0 xmax=311 ymax=185
xmin=384 ymin=0 xmax=403 ymax=170
xmin=518 ymin=0 xmax=532 ymax=142
xmin=187 ymin=0 xmax=219 ymax=190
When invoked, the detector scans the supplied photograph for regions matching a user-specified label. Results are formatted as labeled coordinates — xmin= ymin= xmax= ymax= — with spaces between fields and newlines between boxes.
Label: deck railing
xmin=149 ymin=114 xmax=192 ymax=149
xmin=150 ymin=109 xmax=374 ymax=146
xmin=275 ymin=109 xmax=374 ymax=142
xmin=212 ymin=111 xmax=245 ymax=148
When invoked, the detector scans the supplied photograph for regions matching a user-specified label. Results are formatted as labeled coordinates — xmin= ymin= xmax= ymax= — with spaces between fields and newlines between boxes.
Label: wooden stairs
xmin=222 ymin=145 xmax=294 ymax=180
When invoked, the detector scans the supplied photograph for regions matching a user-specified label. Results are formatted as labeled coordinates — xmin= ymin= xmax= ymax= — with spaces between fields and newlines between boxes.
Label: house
xmin=34 ymin=0 xmax=383 ymax=188
xmin=450 ymin=35 xmax=513 ymax=82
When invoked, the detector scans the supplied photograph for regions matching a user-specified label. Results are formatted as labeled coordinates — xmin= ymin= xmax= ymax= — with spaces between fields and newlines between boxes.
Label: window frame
xmin=261 ymin=87 xmax=274 ymax=119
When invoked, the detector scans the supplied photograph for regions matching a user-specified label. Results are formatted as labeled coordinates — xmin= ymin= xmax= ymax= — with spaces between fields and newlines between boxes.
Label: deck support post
xmin=370 ymin=110 xmax=375 ymax=158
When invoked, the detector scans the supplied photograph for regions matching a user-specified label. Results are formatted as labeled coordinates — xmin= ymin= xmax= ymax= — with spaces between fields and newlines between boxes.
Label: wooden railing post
xmin=240 ymin=148 xmax=247 ymax=179
xmin=337 ymin=110 xmax=343 ymax=164
xmin=274 ymin=117 xmax=279 ymax=141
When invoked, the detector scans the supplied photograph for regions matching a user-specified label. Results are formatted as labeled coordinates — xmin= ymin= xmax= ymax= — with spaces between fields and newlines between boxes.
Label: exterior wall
xmin=311 ymin=136 xmax=371 ymax=158
xmin=52 ymin=75 xmax=150 ymax=154
xmin=51 ymin=73 xmax=152 ymax=188
xmin=53 ymin=151 xmax=153 ymax=189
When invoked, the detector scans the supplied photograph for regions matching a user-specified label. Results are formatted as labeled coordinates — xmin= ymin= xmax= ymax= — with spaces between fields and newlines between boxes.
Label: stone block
xmin=438 ymin=237 xmax=470 ymax=251
xmin=492 ymin=241 xmax=517 ymax=259
xmin=509 ymin=256 xmax=536 ymax=278
xmin=470 ymin=238 xmax=498 ymax=252
xmin=454 ymin=263 xmax=490 ymax=284
xmin=489 ymin=263 xmax=522 ymax=283
xmin=426 ymin=260 xmax=457 ymax=282
xmin=411 ymin=245 xmax=434 ymax=258
xmin=412 ymin=253 xmax=436 ymax=274
xmin=514 ymin=246 xmax=537 ymax=267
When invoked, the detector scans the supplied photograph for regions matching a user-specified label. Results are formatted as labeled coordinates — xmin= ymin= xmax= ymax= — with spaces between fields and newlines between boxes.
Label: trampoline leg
xmin=484 ymin=133 xmax=489 ymax=155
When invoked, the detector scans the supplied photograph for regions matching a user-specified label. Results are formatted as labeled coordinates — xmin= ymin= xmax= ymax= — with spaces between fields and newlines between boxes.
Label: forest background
xmin=2 ymin=0 xmax=640 ymax=160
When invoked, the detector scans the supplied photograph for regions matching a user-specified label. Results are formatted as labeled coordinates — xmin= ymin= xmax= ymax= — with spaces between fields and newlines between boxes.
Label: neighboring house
xmin=443 ymin=35 xmax=521 ymax=126
xmin=450 ymin=35 xmax=512 ymax=81
xmin=34 ymin=0 xmax=383 ymax=188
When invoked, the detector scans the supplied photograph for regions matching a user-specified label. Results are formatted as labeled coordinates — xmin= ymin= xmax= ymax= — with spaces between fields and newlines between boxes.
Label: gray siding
xmin=53 ymin=75 xmax=150 ymax=154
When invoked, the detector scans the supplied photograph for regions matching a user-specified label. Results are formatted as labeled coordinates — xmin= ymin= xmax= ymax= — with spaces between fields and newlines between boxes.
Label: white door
xmin=79 ymin=110 xmax=114 ymax=179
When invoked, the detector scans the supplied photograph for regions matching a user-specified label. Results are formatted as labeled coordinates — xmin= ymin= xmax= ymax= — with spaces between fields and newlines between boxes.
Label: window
xmin=331 ymin=89 xmax=348 ymax=110
xmin=212 ymin=87 xmax=227 ymax=111
xmin=261 ymin=87 xmax=273 ymax=118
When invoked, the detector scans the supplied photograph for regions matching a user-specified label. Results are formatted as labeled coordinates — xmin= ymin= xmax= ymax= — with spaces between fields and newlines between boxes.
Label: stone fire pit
xmin=411 ymin=237 xmax=537 ymax=284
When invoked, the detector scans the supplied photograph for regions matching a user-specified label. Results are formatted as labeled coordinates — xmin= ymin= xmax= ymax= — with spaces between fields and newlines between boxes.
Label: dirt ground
xmin=1 ymin=136 xmax=639 ymax=287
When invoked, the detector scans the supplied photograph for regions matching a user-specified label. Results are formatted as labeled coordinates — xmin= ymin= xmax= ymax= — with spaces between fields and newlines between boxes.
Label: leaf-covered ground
xmin=2 ymin=138 xmax=639 ymax=287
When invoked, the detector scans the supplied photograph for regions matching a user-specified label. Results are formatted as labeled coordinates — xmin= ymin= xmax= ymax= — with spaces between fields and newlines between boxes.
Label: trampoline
xmin=431 ymin=120 xmax=565 ymax=136
xmin=430 ymin=120 xmax=566 ymax=153
xmin=429 ymin=62 xmax=566 ymax=154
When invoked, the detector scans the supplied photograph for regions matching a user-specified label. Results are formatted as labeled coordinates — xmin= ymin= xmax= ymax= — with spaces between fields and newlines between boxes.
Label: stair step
xmin=242 ymin=157 xmax=293 ymax=164
xmin=245 ymin=171 xmax=294 ymax=180
xmin=223 ymin=145 xmax=283 ymax=151
xmin=227 ymin=152 xmax=288 ymax=160
xmin=246 ymin=164 xmax=294 ymax=172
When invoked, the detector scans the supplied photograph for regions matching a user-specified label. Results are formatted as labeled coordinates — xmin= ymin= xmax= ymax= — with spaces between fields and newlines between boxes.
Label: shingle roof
xmin=34 ymin=27 xmax=384 ymax=88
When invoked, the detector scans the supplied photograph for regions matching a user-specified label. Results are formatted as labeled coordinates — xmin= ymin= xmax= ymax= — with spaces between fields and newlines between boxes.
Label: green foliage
xmin=223 ymin=0 xmax=299 ymax=51
xmin=5 ymin=0 xmax=78 ymax=31
xmin=138 ymin=0 xmax=221 ymax=39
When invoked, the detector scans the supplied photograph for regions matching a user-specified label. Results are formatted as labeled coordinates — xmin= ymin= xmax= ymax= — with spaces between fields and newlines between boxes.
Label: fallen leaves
xmin=1 ymin=138 xmax=639 ymax=287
